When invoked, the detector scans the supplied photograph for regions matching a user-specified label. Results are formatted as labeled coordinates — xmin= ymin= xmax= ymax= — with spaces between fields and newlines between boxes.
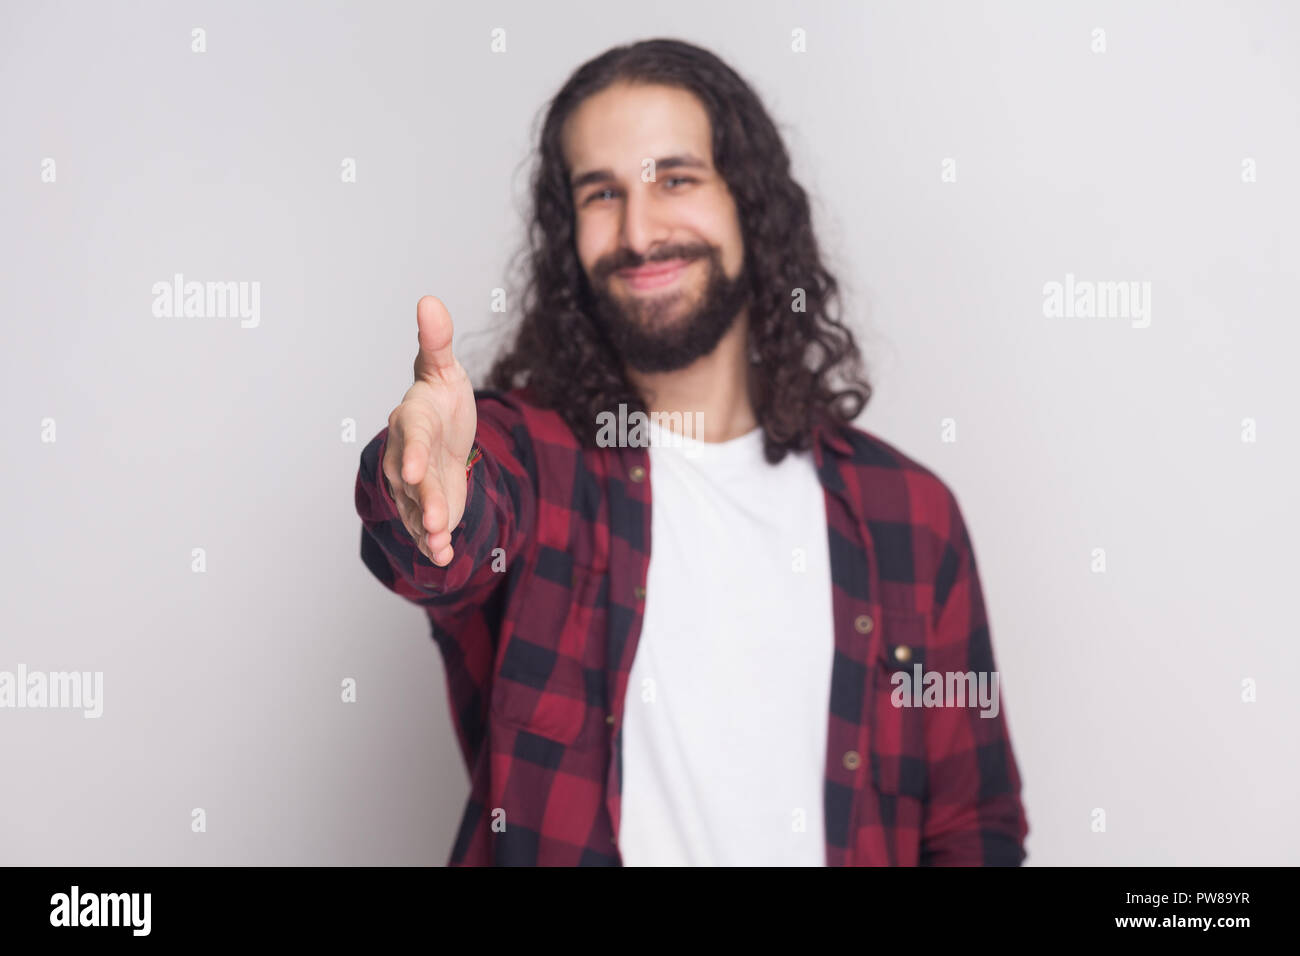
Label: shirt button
xmin=633 ymin=585 xmax=646 ymax=600
xmin=629 ymin=465 xmax=646 ymax=482
xmin=605 ymin=714 xmax=615 ymax=725
xmin=854 ymin=614 xmax=874 ymax=634
xmin=893 ymin=644 xmax=912 ymax=663
xmin=842 ymin=750 xmax=862 ymax=771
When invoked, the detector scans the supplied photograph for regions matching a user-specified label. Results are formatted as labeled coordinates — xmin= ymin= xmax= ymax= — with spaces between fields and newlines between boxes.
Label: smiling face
xmin=562 ymin=81 xmax=751 ymax=373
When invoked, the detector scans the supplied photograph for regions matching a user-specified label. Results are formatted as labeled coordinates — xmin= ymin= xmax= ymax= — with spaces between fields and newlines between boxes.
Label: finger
xmin=413 ymin=295 xmax=458 ymax=385
xmin=390 ymin=488 xmax=434 ymax=559
xmin=427 ymin=527 xmax=452 ymax=553
xmin=416 ymin=468 xmax=449 ymax=537
xmin=385 ymin=475 xmax=428 ymax=559
xmin=396 ymin=403 xmax=439 ymax=486
xmin=395 ymin=475 xmax=438 ymax=536
xmin=414 ymin=504 xmax=453 ymax=566
xmin=381 ymin=435 xmax=404 ymax=503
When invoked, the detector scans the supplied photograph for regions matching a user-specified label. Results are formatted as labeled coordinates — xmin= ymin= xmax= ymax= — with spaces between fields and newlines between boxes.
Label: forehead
xmin=561 ymin=82 xmax=714 ymax=175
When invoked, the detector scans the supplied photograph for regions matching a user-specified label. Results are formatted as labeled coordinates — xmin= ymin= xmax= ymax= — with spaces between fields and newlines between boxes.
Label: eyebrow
xmin=569 ymin=153 xmax=710 ymax=192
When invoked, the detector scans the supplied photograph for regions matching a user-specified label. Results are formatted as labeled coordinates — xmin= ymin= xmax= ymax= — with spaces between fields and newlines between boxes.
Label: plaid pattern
xmin=354 ymin=386 xmax=1028 ymax=865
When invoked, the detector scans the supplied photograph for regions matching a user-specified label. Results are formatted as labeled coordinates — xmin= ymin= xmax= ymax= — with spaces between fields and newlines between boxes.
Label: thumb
xmin=413 ymin=295 xmax=458 ymax=384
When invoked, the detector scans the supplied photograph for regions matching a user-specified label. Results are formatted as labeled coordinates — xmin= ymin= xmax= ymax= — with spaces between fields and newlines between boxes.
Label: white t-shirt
xmin=616 ymin=417 xmax=835 ymax=866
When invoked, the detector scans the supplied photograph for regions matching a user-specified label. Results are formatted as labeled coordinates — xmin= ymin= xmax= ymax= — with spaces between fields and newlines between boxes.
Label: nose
xmin=619 ymin=183 xmax=672 ymax=259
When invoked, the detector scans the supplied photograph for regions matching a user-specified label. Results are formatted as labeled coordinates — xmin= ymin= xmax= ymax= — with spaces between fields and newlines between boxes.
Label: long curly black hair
xmin=487 ymin=38 xmax=873 ymax=463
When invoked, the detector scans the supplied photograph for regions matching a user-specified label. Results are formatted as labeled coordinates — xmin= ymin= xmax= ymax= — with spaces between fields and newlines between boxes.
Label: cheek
xmin=575 ymin=217 xmax=613 ymax=273
xmin=723 ymin=234 xmax=743 ymax=276
xmin=718 ymin=223 xmax=745 ymax=276
xmin=699 ymin=198 xmax=744 ymax=273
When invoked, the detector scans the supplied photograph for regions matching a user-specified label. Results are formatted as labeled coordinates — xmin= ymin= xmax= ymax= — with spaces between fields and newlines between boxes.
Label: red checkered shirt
xmin=354 ymin=386 xmax=1029 ymax=865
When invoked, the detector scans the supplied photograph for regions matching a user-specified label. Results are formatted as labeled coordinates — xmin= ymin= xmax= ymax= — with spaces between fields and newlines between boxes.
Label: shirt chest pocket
xmin=491 ymin=552 xmax=608 ymax=749
xmin=870 ymin=608 xmax=929 ymax=800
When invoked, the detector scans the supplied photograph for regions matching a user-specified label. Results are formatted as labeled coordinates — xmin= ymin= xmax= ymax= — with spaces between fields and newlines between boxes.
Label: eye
xmin=584 ymin=187 xmax=617 ymax=206
xmin=664 ymin=176 xmax=696 ymax=189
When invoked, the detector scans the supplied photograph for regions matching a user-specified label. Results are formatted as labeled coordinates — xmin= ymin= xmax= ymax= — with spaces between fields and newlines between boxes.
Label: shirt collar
xmin=814 ymin=417 xmax=854 ymax=458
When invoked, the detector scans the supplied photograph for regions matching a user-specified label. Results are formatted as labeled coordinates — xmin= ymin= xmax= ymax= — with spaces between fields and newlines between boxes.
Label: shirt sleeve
xmin=354 ymin=389 xmax=538 ymax=610
xmin=919 ymin=490 xmax=1030 ymax=865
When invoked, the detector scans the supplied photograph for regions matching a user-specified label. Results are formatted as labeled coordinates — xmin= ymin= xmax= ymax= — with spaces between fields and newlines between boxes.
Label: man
xmin=354 ymin=38 xmax=1028 ymax=865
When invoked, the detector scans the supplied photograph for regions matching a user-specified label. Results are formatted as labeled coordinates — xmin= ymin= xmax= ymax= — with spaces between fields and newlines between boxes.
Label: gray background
xmin=2 ymin=0 xmax=1296 ymax=865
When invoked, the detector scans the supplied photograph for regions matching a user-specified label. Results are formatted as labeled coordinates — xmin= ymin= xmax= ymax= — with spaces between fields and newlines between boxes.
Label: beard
xmin=585 ymin=241 xmax=752 ymax=374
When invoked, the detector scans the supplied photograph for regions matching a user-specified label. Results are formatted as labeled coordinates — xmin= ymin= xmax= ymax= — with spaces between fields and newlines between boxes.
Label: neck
xmin=625 ymin=311 xmax=757 ymax=443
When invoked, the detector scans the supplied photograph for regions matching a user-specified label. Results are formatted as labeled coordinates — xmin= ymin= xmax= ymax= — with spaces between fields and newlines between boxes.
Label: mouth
xmin=616 ymin=258 xmax=691 ymax=291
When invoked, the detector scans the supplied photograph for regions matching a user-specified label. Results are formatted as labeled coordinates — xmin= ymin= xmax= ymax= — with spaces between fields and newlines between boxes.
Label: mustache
xmin=593 ymin=243 xmax=715 ymax=280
